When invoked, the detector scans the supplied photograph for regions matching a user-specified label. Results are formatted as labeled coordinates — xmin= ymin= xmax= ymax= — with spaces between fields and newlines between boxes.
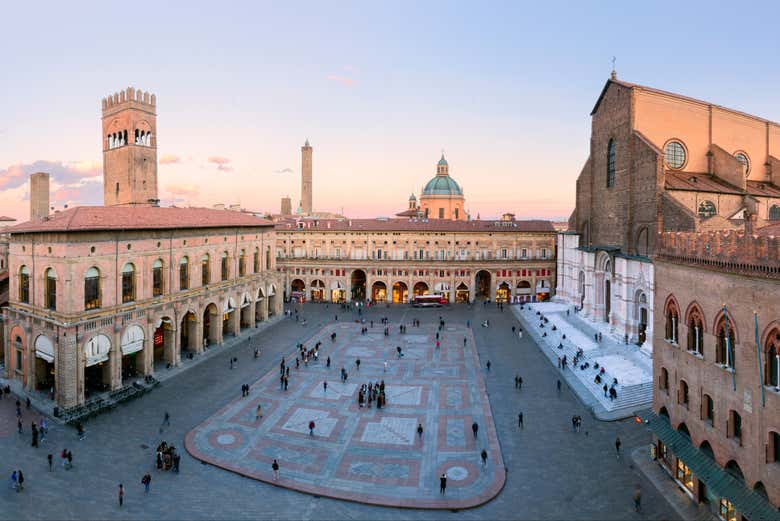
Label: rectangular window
xmin=720 ymin=499 xmax=737 ymax=521
xmin=180 ymin=263 xmax=189 ymax=290
xmin=239 ymin=257 xmax=246 ymax=277
xmin=438 ymin=208 xmax=444 ymax=218
xmin=676 ymin=460 xmax=694 ymax=492
xmin=16 ymin=350 xmax=22 ymax=373
xmin=521 ymin=248 xmax=527 ymax=258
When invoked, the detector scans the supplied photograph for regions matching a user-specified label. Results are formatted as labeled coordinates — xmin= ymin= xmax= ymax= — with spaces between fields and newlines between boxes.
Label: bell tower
xmin=101 ymin=87 xmax=158 ymax=206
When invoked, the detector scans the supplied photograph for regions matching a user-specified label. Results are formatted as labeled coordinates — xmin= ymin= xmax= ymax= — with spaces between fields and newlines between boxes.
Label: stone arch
xmin=724 ymin=460 xmax=746 ymax=483
xmin=413 ymin=281 xmax=429 ymax=296
xmin=699 ymin=440 xmax=716 ymax=462
xmin=635 ymin=225 xmax=650 ymax=256
xmin=120 ymin=324 xmax=145 ymax=378
xmin=152 ymin=315 xmax=175 ymax=366
xmin=33 ymin=334 xmax=55 ymax=390
xmin=684 ymin=301 xmax=707 ymax=333
xmin=202 ymin=301 xmax=220 ymax=346
xmin=658 ymin=406 xmax=670 ymax=420
xmin=84 ymin=333 xmax=112 ymax=394
xmin=392 ymin=281 xmax=408 ymax=303
xmin=634 ymin=289 xmax=649 ymax=346
xmin=762 ymin=322 xmax=780 ymax=387
xmin=664 ymin=294 xmax=680 ymax=343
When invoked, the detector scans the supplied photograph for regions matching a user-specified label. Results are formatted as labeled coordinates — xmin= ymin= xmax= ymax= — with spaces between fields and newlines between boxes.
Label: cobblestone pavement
xmin=186 ymin=320 xmax=504 ymax=508
xmin=0 ymin=303 xmax=680 ymax=520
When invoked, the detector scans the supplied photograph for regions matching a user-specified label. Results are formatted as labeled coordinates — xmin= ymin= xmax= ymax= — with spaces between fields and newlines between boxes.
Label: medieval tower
xmin=29 ymin=172 xmax=50 ymax=220
xmin=301 ymin=139 xmax=313 ymax=214
xmin=101 ymin=87 xmax=158 ymax=206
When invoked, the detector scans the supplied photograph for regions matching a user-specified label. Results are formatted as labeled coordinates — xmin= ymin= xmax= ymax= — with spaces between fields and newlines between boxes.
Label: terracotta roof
xmin=758 ymin=222 xmax=780 ymax=237
xmin=746 ymin=181 xmax=780 ymax=197
xmin=7 ymin=206 xmax=274 ymax=234
xmin=275 ymin=217 xmax=555 ymax=233
xmin=0 ymin=216 xmax=16 ymax=221
xmin=395 ymin=209 xmax=420 ymax=217
xmin=664 ymin=172 xmax=743 ymax=194
xmin=591 ymin=78 xmax=780 ymax=126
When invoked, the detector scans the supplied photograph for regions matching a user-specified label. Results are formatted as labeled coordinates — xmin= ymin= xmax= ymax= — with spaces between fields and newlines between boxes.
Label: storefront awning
xmin=641 ymin=410 xmax=779 ymax=521
xmin=34 ymin=335 xmax=54 ymax=363
xmin=434 ymin=282 xmax=450 ymax=292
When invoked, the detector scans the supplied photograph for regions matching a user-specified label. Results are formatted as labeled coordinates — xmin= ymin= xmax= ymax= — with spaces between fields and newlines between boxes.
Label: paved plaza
xmin=186 ymin=320 xmax=504 ymax=508
xmin=0 ymin=304 xmax=680 ymax=520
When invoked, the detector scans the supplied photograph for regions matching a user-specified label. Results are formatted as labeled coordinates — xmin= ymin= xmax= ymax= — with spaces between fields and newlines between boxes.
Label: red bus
xmin=412 ymin=294 xmax=447 ymax=307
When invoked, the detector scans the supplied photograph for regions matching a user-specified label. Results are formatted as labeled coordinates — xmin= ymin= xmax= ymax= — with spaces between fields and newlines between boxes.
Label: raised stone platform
xmin=185 ymin=321 xmax=505 ymax=509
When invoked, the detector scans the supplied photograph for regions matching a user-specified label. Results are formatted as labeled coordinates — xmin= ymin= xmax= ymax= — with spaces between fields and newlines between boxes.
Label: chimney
xmin=30 ymin=172 xmax=50 ymax=221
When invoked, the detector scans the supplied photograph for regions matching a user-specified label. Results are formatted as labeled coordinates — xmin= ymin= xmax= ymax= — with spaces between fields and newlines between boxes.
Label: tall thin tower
xmin=301 ymin=139 xmax=313 ymax=214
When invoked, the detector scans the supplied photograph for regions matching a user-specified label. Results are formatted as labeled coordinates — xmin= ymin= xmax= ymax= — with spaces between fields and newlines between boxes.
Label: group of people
xmin=155 ymin=441 xmax=180 ymax=473
xmin=357 ymin=380 xmax=387 ymax=409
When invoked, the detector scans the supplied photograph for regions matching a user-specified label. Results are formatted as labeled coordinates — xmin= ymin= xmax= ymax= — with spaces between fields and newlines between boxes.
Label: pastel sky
xmin=2 ymin=1 xmax=780 ymax=222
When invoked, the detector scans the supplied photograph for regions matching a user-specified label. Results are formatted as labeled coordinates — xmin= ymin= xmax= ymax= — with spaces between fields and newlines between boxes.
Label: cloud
xmin=0 ymin=160 xmax=101 ymax=191
xmin=164 ymin=184 xmax=199 ymax=198
xmin=273 ymin=167 xmax=294 ymax=174
xmin=160 ymin=154 xmax=181 ymax=165
xmin=327 ymin=74 xmax=357 ymax=88
xmin=207 ymin=156 xmax=234 ymax=172
xmin=52 ymin=181 xmax=104 ymax=207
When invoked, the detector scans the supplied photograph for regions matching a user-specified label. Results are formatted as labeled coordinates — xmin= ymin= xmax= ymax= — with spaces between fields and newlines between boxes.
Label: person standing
xmin=31 ymin=422 xmax=38 ymax=447
xmin=66 ymin=449 xmax=73 ymax=469
xmin=518 ymin=412 xmax=524 ymax=429
xmin=633 ymin=484 xmax=641 ymax=512
xmin=272 ymin=459 xmax=279 ymax=480
xmin=10 ymin=470 xmax=18 ymax=492
xmin=118 ymin=483 xmax=124 ymax=507
xmin=17 ymin=417 xmax=22 ymax=434
xmin=472 ymin=421 xmax=479 ymax=439
xmin=309 ymin=420 xmax=315 ymax=436
xmin=323 ymin=381 xmax=328 ymax=393
xmin=557 ymin=380 xmax=562 ymax=393
xmin=615 ymin=436 xmax=622 ymax=459
xmin=326 ymin=356 xmax=331 ymax=368
xmin=417 ymin=423 xmax=423 ymax=439
xmin=439 ymin=472 xmax=447 ymax=495
xmin=480 ymin=449 xmax=488 ymax=468
xmin=486 ymin=360 xmax=491 ymax=371
xmin=47 ymin=453 xmax=53 ymax=471
xmin=142 ymin=473 xmax=151 ymax=493
xmin=356 ymin=358 xmax=361 ymax=371
xmin=256 ymin=404 xmax=263 ymax=422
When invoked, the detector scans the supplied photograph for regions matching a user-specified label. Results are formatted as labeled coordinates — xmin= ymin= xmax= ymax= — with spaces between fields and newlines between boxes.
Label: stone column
xmin=57 ymin=331 xmax=79 ymax=408
xmin=110 ymin=328 xmax=122 ymax=390
xmin=249 ymin=300 xmax=257 ymax=328
xmin=143 ymin=322 xmax=155 ymax=376
xmin=195 ymin=318 xmax=204 ymax=354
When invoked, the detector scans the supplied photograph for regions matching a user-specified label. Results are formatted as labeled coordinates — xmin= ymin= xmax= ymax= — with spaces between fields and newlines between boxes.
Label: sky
xmin=2 ymin=1 xmax=780 ymax=222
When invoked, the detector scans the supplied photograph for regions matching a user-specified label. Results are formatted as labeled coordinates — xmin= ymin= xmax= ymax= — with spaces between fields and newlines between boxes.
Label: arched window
xmin=659 ymin=367 xmax=669 ymax=391
xmin=121 ymin=263 xmax=135 ymax=303
xmin=253 ymin=248 xmax=260 ymax=273
xmin=265 ymin=246 xmax=271 ymax=270
xmin=769 ymin=205 xmax=780 ymax=221
xmin=734 ymin=151 xmax=750 ymax=177
xmin=179 ymin=256 xmax=189 ymax=291
xmin=84 ymin=267 xmax=101 ymax=310
xmin=665 ymin=298 xmax=679 ymax=344
xmin=765 ymin=328 xmax=779 ymax=388
xmin=664 ymin=140 xmax=686 ymax=169
xmin=715 ymin=315 xmax=736 ymax=368
xmin=728 ymin=410 xmax=742 ymax=442
xmin=606 ymin=138 xmax=616 ymax=188
xmin=221 ymin=251 xmax=229 ymax=281
xmin=134 ymin=128 xmax=140 ymax=144
xmin=201 ymin=254 xmax=210 ymax=286
xmin=687 ymin=308 xmax=704 ymax=355
xmin=152 ymin=259 xmax=164 ymax=296
xmin=18 ymin=265 xmax=30 ymax=304
xmin=698 ymin=201 xmax=717 ymax=218
xmin=238 ymin=249 xmax=246 ymax=277
xmin=44 ymin=268 xmax=57 ymax=310
xmin=702 ymin=394 xmax=714 ymax=424
xmin=679 ymin=380 xmax=689 ymax=407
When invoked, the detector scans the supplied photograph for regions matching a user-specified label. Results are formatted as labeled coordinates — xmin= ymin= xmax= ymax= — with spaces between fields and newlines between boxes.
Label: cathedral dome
xmin=422 ymin=175 xmax=463 ymax=196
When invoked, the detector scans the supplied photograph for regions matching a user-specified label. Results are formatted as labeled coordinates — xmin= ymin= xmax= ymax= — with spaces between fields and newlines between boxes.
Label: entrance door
xmin=604 ymin=280 xmax=611 ymax=322
xmin=638 ymin=307 xmax=648 ymax=345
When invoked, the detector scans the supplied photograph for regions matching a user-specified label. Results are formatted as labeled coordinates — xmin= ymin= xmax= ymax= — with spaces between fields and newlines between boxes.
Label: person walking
xmin=480 ymin=449 xmax=488 ymax=468
xmin=323 ymin=381 xmax=328 ymax=393
xmin=556 ymin=379 xmax=562 ymax=393
xmin=256 ymin=404 xmax=263 ymax=422
xmin=417 ymin=423 xmax=423 ymax=439
xmin=439 ymin=472 xmax=447 ymax=495
xmin=10 ymin=470 xmax=18 ymax=492
xmin=118 ymin=483 xmax=124 ymax=507
xmin=518 ymin=376 xmax=523 ymax=390
xmin=518 ymin=412 xmax=524 ymax=429
xmin=17 ymin=417 xmax=22 ymax=434
xmin=615 ymin=436 xmax=622 ymax=459
xmin=486 ymin=360 xmax=491 ymax=371
xmin=472 ymin=421 xmax=479 ymax=439
xmin=633 ymin=484 xmax=641 ymax=512
xmin=47 ymin=453 xmax=53 ymax=471
xmin=272 ymin=459 xmax=279 ymax=480
xmin=31 ymin=422 xmax=38 ymax=447
xmin=326 ymin=356 xmax=331 ymax=368
xmin=309 ymin=420 xmax=315 ymax=436
xmin=17 ymin=470 xmax=24 ymax=492
xmin=383 ymin=360 xmax=388 ymax=373
xmin=356 ymin=358 xmax=361 ymax=371
xmin=66 ymin=449 xmax=73 ymax=469
xmin=77 ymin=422 xmax=86 ymax=440
xmin=142 ymin=473 xmax=151 ymax=493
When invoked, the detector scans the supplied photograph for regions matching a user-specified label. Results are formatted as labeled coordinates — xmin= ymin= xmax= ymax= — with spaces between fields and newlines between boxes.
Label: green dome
xmin=437 ymin=154 xmax=448 ymax=166
xmin=422 ymin=175 xmax=463 ymax=196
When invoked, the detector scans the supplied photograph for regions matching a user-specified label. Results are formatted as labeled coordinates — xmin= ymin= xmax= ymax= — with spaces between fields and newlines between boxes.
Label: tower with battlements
xmin=301 ymin=139 xmax=312 ymax=214
xmin=101 ymin=87 xmax=158 ymax=206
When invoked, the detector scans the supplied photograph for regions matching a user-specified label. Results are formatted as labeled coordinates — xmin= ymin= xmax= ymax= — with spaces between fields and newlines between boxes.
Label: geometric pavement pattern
xmin=186 ymin=320 xmax=505 ymax=509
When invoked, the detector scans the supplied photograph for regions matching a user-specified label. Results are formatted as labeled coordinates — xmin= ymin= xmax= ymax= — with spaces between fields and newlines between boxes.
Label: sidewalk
xmin=0 ymin=316 xmax=284 ymax=423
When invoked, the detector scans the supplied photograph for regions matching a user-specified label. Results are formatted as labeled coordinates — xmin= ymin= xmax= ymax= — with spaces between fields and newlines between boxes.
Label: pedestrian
xmin=615 ymin=436 xmax=621 ymax=459
xmin=440 ymin=472 xmax=447 ymax=495
xmin=256 ymin=404 xmax=263 ymax=421
xmin=77 ymin=422 xmax=86 ymax=440
xmin=417 ymin=423 xmax=423 ymax=439
xmin=326 ymin=356 xmax=331 ymax=368
xmin=603 ymin=383 xmax=608 ymax=397
xmin=17 ymin=417 xmax=22 ymax=434
xmin=518 ymin=376 xmax=523 ymax=389
xmin=323 ymin=381 xmax=328 ymax=393
xmin=486 ymin=360 xmax=491 ymax=371
xmin=480 ymin=449 xmax=488 ymax=468
xmin=283 ymin=376 xmax=288 ymax=391
xmin=356 ymin=358 xmax=361 ymax=371
xmin=463 ymin=337 xmax=467 ymax=347
xmin=557 ymin=379 xmax=562 ymax=393
xmin=472 ymin=421 xmax=479 ymax=439
xmin=383 ymin=360 xmax=388 ymax=373
xmin=633 ymin=484 xmax=641 ymax=512
xmin=142 ymin=473 xmax=151 ymax=493
xmin=118 ymin=483 xmax=124 ymax=507
xmin=309 ymin=420 xmax=315 ymax=436
xmin=514 ymin=375 xmax=519 ymax=389
xmin=17 ymin=470 xmax=24 ymax=491
xmin=163 ymin=411 xmax=170 ymax=427
xmin=272 ymin=459 xmax=279 ymax=480
xmin=61 ymin=449 xmax=68 ymax=469
xmin=67 ymin=449 xmax=73 ymax=469
xmin=512 ymin=325 xmax=516 ymax=334
xmin=10 ymin=470 xmax=18 ymax=492
xmin=518 ymin=412 xmax=524 ymax=429
xmin=47 ymin=453 xmax=53 ymax=471
xmin=26 ymin=397 xmax=31 ymax=409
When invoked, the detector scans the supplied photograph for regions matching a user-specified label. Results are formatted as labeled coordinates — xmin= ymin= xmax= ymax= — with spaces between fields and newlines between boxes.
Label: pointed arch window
xmin=606 ymin=138 xmax=616 ymax=188
xmin=715 ymin=316 xmax=736 ymax=368
xmin=765 ymin=329 xmax=779 ymax=388
xmin=687 ymin=309 xmax=704 ymax=355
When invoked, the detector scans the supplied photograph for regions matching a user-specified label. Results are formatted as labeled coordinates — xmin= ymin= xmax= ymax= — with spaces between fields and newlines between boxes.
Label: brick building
xmin=557 ymin=73 xmax=780 ymax=355
xmin=276 ymin=216 xmax=556 ymax=304
xmin=649 ymin=228 xmax=780 ymax=519
xmin=1 ymin=88 xmax=282 ymax=410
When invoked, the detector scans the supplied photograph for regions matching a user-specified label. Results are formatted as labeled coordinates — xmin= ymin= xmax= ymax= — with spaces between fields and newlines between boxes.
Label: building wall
xmin=418 ymin=195 xmax=466 ymax=221
xmin=653 ymin=258 xmax=780 ymax=508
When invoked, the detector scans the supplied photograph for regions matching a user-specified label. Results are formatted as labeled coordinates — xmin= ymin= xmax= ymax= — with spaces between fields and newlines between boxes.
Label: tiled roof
xmin=664 ymin=172 xmax=743 ymax=194
xmin=0 ymin=216 xmax=17 ymax=221
xmin=746 ymin=180 xmax=780 ymax=197
xmin=275 ymin=217 xmax=555 ymax=233
xmin=7 ymin=206 xmax=274 ymax=234
xmin=758 ymin=222 xmax=780 ymax=237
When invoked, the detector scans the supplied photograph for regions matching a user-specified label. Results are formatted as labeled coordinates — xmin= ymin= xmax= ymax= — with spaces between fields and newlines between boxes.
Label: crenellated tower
xmin=101 ymin=87 xmax=158 ymax=206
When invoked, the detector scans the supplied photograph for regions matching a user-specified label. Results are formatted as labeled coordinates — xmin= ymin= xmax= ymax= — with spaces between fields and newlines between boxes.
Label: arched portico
xmin=413 ymin=281 xmax=429 ymax=296
xmin=392 ymin=281 xmax=408 ymax=303
xmin=351 ymin=270 xmax=366 ymax=301
xmin=203 ymin=303 xmax=220 ymax=347
xmin=180 ymin=311 xmax=199 ymax=355
xmin=371 ymin=281 xmax=387 ymax=302
xmin=475 ymin=270 xmax=491 ymax=300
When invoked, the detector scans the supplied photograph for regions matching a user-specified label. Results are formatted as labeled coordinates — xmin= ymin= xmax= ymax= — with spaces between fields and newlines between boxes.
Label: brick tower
xmin=29 ymin=172 xmax=50 ymax=220
xmin=101 ymin=87 xmax=158 ymax=206
xmin=301 ymin=139 xmax=312 ymax=214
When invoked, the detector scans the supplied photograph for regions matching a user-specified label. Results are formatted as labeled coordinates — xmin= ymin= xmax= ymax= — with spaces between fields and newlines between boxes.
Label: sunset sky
xmin=2 ymin=1 xmax=780 ymax=222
